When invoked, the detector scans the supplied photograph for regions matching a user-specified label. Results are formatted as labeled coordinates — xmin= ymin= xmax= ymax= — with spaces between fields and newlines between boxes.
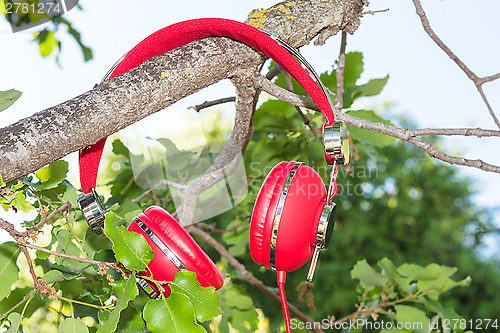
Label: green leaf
xmin=346 ymin=110 xmax=397 ymax=147
xmin=351 ymin=259 xmax=388 ymax=291
xmin=98 ymin=306 xmax=145 ymax=333
xmin=42 ymin=270 xmax=66 ymax=283
xmin=398 ymin=263 xmax=438 ymax=280
xmin=344 ymin=75 xmax=389 ymax=107
xmin=55 ymin=229 xmax=89 ymax=274
xmin=36 ymin=160 xmax=69 ymax=189
xmin=170 ymin=271 xmax=222 ymax=322
xmin=143 ymin=295 xmax=206 ymax=333
xmin=58 ymin=318 xmax=89 ymax=333
xmin=0 ymin=242 xmax=20 ymax=302
xmin=65 ymin=21 xmax=94 ymax=62
xmin=0 ymin=89 xmax=22 ymax=112
xmin=254 ymin=100 xmax=302 ymax=132
xmin=97 ymin=274 xmax=139 ymax=333
xmin=38 ymin=31 xmax=58 ymax=57
xmin=0 ymin=174 xmax=5 ymax=187
xmin=5 ymin=312 xmax=23 ymax=333
xmin=156 ymin=138 xmax=195 ymax=171
xmin=11 ymin=191 xmax=35 ymax=213
xmin=224 ymin=286 xmax=253 ymax=310
xmin=103 ymin=212 xmax=153 ymax=271
xmin=377 ymin=258 xmax=412 ymax=291
xmin=395 ymin=305 xmax=429 ymax=333
xmin=344 ymin=52 xmax=364 ymax=86
xmin=230 ymin=308 xmax=258 ymax=332
xmin=112 ymin=139 xmax=130 ymax=158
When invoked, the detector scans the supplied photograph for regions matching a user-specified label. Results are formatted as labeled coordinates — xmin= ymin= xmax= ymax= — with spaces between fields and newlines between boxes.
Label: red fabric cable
xmin=79 ymin=18 xmax=335 ymax=193
xmin=278 ymin=271 xmax=292 ymax=333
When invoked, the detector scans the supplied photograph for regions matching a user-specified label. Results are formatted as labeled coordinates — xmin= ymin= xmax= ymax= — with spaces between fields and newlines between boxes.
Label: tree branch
xmin=189 ymin=97 xmax=236 ymax=112
xmin=255 ymin=74 xmax=321 ymax=111
xmin=335 ymin=31 xmax=348 ymax=114
xmin=407 ymin=127 xmax=500 ymax=138
xmin=411 ymin=0 xmax=500 ymax=129
xmin=337 ymin=112 xmax=500 ymax=173
xmin=0 ymin=0 xmax=365 ymax=183
xmin=284 ymin=72 xmax=319 ymax=136
xmin=362 ymin=8 xmax=390 ymax=16
xmin=179 ymin=70 xmax=257 ymax=226
xmin=254 ymin=81 xmax=500 ymax=174
xmin=22 ymin=242 xmax=118 ymax=269
xmin=22 ymin=201 xmax=72 ymax=236
xmin=187 ymin=225 xmax=323 ymax=333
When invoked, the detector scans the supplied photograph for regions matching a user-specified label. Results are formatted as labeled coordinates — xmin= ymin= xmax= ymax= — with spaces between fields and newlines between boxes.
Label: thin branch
xmin=189 ymin=97 xmax=236 ymax=112
xmin=362 ymin=8 xmax=390 ymax=16
xmin=188 ymin=225 xmax=323 ymax=333
xmin=284 ymin=72 xmax=319 ymax=136
xmin=179 ymin=71 xmax=257 ymax=226
xmin=407 ymin=127 xmax=500 ymax=138
xmin=0 ymin=290 xmax=35 ymax=321
xmin=411 ymin=0 xmax=500 ymax=128
xmin=19 ymin=246 xmax=41 ymax=289
xmin=197 ymin=222 xmax=239 ymax=234
xmin=335 ymin=31 xmax=348 ymax=115
xmin=254 ymin=81 xmax=500 ymax=173
xmin=479 ymin=72 xmax=500 ymax=85
xmin=338 ymin=112 xmax=500 ymax=173
xmin=23 ymin=201 xmax=72 ymax=236
xmin=255 ymin=74 xmax=321 ymax=111
xmin=187 ymin=64 xmax=284 ymax=117
xmin=131 ymin=180 xmax=187 ymax=204
xmin=23 ymin=242 xmax=118 ymax=269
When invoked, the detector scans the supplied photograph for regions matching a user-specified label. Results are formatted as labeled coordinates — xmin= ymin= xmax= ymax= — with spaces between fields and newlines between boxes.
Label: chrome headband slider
xmin=323 ymin=121 xmax=350 ymax=166
xmin=77 ymin=189 xmax=106 ymax=235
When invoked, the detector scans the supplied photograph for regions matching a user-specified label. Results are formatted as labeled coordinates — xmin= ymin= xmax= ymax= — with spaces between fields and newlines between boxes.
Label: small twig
xmin=179 ymin=71 xmax=257 ymax=226
xmin=406 ymin=127 xmax=500 ymax=138
xmin=188 ymin=225 xmax=323 ymax=333
xmin=23 ymin=242 xmax=118 ymax=269
xmin=0 ymin=290 xmax=35 ymax=321
xmin=284 ymin=73 xmax=318 ymax=136
xmin=23 ymin=201 xmax=72 ymax=236
xmin=335 ymin=31 xmax=347 ymax=115
xmin=411 ymin=0 xmax=500 ymax=129
xmin=255 ymin=74 xmax=321 ymax=112
xmin=479 ymin=72 xmax=500 ymax=85
xmin=19 ymin=246 xmax=39 ymax=286
xmin=362 ymin=8 xmax=390 ymax=16
xmin=254 ymin=80 xmax=500 ymax=174
xmin=189 ymin=97 xmax=236 ymax=112
xmin=337 ymin=112 xmax=500 ymax=174
xmin=197 ymin=222 xmax=239 ymax=234
xmin=131 ymin=180 xmax=187 ymax=204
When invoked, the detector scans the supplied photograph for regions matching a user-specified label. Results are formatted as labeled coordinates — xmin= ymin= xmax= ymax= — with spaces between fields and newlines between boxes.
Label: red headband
xmin=79 ymin=18 xmax=335 ymax=193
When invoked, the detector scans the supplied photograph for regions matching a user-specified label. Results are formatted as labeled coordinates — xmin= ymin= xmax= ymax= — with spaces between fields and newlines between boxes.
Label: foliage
xmin=2 ymin=1 xmax=93 ymax=62
xmin=0 ymin=89 xmax=22 ymax=112
xmin=0 ymin=48 xmax=498 ymax=333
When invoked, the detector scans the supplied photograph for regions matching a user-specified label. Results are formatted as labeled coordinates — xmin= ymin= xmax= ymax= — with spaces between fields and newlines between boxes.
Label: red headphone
xmin=77 ymin=18 xmax=349 ymax=331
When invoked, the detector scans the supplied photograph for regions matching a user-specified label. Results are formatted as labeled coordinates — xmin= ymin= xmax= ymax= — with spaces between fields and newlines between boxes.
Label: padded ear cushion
xmin=127 ymin=206 xmax=223 ymax=298
xmin=273 ymin=165 xmax=326 ymax=272
xmin=250 ymin=161 xmax=297 ymax=270
xmin=142 ymin=206 xmax=224 ymax=289
xmin=250 ymin=162 xmax=327 ymax=272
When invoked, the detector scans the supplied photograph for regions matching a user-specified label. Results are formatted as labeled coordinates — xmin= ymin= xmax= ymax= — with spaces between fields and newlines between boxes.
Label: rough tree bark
xmin=0 ymin=0 xmax=365 ymax=183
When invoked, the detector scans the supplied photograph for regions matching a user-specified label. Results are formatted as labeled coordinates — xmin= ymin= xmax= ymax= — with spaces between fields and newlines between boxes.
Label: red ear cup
xmin=250 ymin=162 xmax=327 ymax=272
xmin=127 ymin=206 xmax=223 ymax=298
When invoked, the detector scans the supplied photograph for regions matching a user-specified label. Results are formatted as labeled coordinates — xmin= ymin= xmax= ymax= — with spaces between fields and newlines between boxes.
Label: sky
xmin=0 ymin=0 xmax=499 ymax=251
